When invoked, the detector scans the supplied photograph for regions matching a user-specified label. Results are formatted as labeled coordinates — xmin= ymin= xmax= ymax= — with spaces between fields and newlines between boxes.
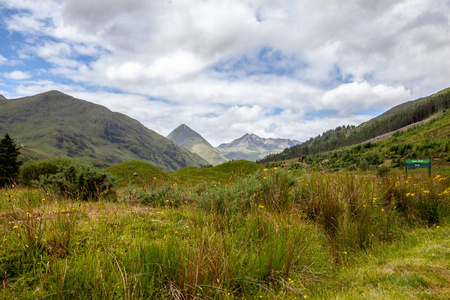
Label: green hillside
xmin=259 ymin=88 xmax=450 ymax=164
xmin=0 ymin=91 xmax=208 ymax=171
xmin=173 ymin=160 xmax=263 ymax=185
xmin=106 ymin=159 xmax=263 ymax=187
xmin=268 ymin=111 xmax=450 ymax=173
xmin=105 ymin=160 xmax=169 ymax=187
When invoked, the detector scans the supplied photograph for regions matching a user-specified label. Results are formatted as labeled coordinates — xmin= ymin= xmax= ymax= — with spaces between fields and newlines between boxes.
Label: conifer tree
xmin=0 ymin=133 xmax=22 ymax=186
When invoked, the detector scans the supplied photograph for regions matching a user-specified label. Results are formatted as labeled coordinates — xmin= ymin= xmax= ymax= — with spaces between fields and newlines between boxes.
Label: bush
xmin=414 ymin=139 xmax=439 ymax=156
xmin=38 ymin=162 xmax=117 ymax=201
xmin=358 ymin=158 xmax=369 ymax=171
xmin=377 ymin=165 xmax=391 ymax=176
xmin=19 ymin=157 xmax=73 ymax=186
xmin=389 ymin=143 xmax=413 ymax=157
xmin=366 ymin=153 xmax=384 ymax=165
xmin=390 ymin=158 xmax=405 ymax=168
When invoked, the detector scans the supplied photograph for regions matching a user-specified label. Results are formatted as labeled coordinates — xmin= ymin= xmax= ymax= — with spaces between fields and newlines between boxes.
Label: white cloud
xmin=3 ymin=70 xmax=31 ymax=80
xmin=1 ymin=0 xmax=449 ymax=146
xmin=0 ymin=55 xmax=7 ymax=65
xmin=106 ymin=51 xmax=211 ymax=83
xmin=321 ymin=82 xmax=412 ymax=115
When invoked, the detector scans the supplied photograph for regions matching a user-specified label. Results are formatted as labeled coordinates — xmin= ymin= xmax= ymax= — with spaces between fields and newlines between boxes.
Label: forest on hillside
xmin=258 ymin=89 xmax=450 ymax=164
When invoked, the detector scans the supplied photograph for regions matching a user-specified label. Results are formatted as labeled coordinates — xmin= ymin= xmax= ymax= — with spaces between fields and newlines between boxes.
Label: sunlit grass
xmin=0 ymin=168 xmax=449 ymax=299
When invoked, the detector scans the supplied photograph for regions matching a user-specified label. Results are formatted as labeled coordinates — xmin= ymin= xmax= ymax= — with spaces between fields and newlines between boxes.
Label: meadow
xmin=1 ymin=162 xmax=449 ymax=299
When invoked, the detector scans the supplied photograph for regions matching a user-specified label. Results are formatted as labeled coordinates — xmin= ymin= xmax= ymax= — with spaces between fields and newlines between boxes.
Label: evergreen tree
xmin=0 ymin=133 xmax=22 ymax=186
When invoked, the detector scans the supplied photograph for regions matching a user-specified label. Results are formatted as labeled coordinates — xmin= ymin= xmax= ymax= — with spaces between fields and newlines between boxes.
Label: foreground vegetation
xmin=1 ymin=163 xmax=449 ymax=299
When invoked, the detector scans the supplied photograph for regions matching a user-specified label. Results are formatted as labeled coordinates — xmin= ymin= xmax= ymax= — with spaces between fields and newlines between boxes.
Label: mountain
xmin=0 ymin=91 xmax=208 ymax=171
xmin=258 ymin=87 xmax=450 ymax=163
xmin=167 ymin=124 xmax=228 ymax=166
xmin=217 ymin=133 xmax=301 ymax=161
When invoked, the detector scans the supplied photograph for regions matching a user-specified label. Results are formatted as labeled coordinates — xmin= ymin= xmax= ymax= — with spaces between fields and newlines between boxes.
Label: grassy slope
xmin=356 ymin=110 xmax=450 ymax=162
xmin=173 ymin=160 xmax=263 ymax=185
xmin=364 ymin=111 xmax=449 ymax=167
xmin=275 ymin=111 xmax=450 ymax=173
xmin=105 ymin=159 xmax=264 ymax=187
xmin=0 ymin=91 xmax=208 ymax=171
xmin=190 ymin=143 xmax=229 ymax=166
xmin=105 ymin=160 xmax=170 ymax=187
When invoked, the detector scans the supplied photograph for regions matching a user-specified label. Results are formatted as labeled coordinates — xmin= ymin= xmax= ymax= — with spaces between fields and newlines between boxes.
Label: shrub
xmin=390 ymin=158 xmax=405 ymax=168
xmin=377 ymin=166 xmax=391 ymax=176
xmin=38 ymin=162 xmax=117 ymax=201
xmin=358 ymin=158 xmax=369 ymax=171
xmin=414 ymin=139 xmax=439 ymax=156
xmin=19 ymin=157 xmax=72 ymax=186
xmin=366 ymin=153 xmax=384 ymax=165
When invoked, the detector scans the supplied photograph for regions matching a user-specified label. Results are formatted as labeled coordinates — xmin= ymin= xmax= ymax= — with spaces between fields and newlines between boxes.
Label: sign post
xmin=405 ymin=156 xmax=431 ymax=177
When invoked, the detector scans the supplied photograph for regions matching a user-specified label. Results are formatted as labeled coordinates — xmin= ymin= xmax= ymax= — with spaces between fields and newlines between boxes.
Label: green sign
xmin=405 ymin=157 xmax=431 ymax=176
xmin=405 ymin=159 xmax=430 ymax=164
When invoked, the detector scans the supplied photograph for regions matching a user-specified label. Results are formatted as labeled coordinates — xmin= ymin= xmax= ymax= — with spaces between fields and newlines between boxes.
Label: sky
xmin=0 ymin=0 xmax=449 ymax=146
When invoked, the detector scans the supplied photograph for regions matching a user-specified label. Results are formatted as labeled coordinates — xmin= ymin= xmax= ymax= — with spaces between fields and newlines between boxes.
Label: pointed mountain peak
xmin=246 ymin=133 xmax=259 ymax=139
xmin=167 ymin=124 xmax=205 ymax=145
xmin=237 ymin=133 xmax=261 ymax=142
xmin=0 ymin=94 xmax=7 ymax=101
xmin=167 ymin=124 xmax=228 ymax=166
xmin=176 ymin=123 xmax=194 ymax=132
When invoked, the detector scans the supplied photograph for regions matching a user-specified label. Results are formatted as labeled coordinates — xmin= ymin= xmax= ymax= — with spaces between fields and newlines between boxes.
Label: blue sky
xmin=1 ymin=0 xmax=449 ymax=146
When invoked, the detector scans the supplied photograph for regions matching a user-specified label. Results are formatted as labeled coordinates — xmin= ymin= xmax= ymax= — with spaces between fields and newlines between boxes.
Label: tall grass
xmin=294 ymin=171 xmax=448 ymax=262
xmin=0 ymin=168 xmax=448 ymax=299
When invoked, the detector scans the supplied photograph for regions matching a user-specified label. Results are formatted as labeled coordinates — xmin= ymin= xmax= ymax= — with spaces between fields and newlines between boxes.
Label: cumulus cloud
xmin=321 ymin=82 xmax=412 ymax=115
xmin=3 ymin=71 xmax=31 ymax=80
xmin=1 ymin=0 xmax=449 ymax=145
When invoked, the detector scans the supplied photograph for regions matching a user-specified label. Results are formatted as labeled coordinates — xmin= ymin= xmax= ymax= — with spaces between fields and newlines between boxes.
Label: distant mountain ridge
xmin=167 ymin=124 xmax=228 ymax=166
xmin=217 ymin=133 xmax=301 ymax=161
xmin=0 ymin=91 xmax=208 ymax=171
